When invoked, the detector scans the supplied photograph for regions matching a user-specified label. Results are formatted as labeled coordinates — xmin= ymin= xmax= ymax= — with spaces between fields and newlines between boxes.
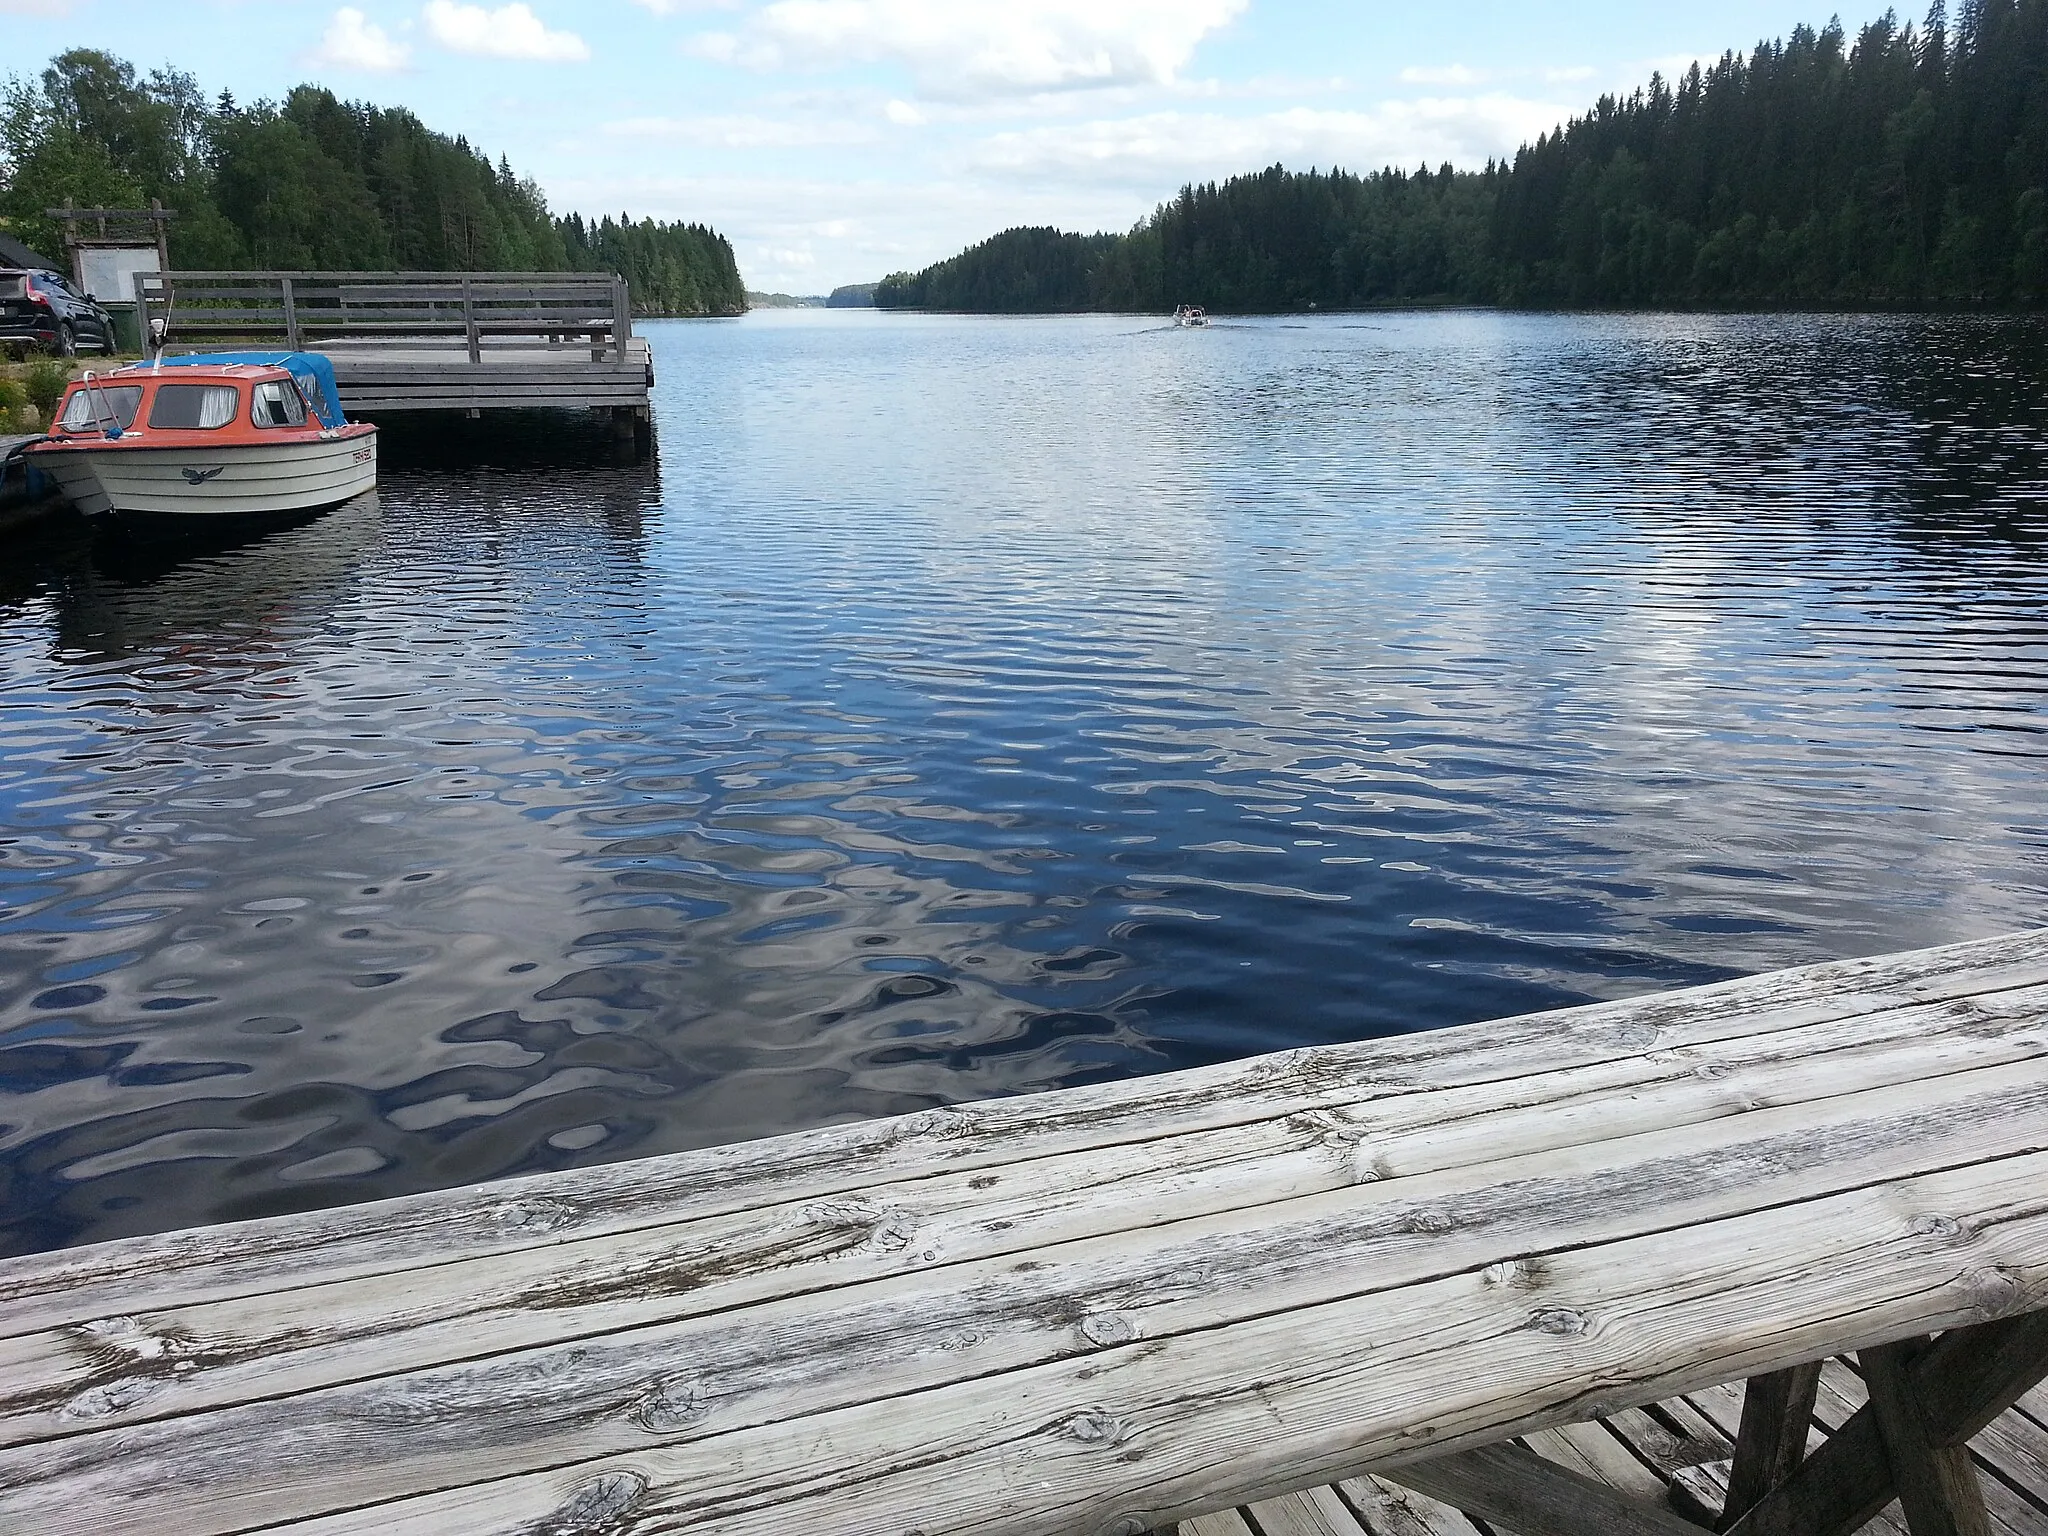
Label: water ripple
xmin=2 ymin=309 xmax=2046 ymax=1253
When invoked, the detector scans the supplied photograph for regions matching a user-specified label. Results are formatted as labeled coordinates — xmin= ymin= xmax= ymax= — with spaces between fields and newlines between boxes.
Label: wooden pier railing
xmin=133 ymin=270 xmax=634 ymax=361
xmin=1 ymin=932 xmax=2045 ymax=1535
xmin=130 ymin=271 xmax=654 ymax=448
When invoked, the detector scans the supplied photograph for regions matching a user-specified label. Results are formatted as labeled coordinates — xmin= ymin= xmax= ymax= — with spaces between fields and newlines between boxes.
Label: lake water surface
xmin=3 ymin=309 xmax=2047 ymax=1254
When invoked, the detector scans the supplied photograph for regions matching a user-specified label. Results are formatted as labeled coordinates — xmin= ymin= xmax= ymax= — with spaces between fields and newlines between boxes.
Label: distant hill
xmin=826 ymin=283 xmax=877 ymax=308
xmin=748 ymin=291 xmax=828 ymax=308
xmin=878 ymin=4 xmax=2048 ymax=313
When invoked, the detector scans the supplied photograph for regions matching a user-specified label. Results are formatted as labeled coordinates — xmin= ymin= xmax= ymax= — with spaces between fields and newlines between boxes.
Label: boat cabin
xmin=49 ymin=363 xmax=327 ymax=443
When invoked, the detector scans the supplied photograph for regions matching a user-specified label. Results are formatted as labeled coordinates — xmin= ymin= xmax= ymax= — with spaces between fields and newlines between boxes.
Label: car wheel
xmin=56 ymin=322 xmax=76 ymax=357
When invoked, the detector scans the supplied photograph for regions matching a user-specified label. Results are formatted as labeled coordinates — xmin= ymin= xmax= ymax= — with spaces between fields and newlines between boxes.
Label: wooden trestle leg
xmin=1385 ymin=1309 xmax=2048 ymax=1536
xmin=1720 ymin=1363 xmax=1823 ymax=1529
xmin=1725 ymin=1310 xmax=2048 ymax=1536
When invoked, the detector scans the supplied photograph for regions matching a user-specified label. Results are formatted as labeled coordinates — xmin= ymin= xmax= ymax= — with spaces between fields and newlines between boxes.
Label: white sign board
xmin=77 ymin=245 xmax=160 ymax=307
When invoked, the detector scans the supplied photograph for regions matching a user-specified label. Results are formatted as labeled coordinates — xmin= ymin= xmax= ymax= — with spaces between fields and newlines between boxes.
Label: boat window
xmin=57 ymin=385 xmax=143 ymax=432
xmin=148 ymin=383 xmax=241 ymax=430
xmin=251 ymin=379 xmax=309 ymax=429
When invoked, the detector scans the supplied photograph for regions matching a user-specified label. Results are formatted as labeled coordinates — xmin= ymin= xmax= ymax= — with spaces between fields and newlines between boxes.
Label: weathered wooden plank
xmin=6 ymin=933 xmax=2043 ymax=1342
xmin=45 ymin=1152 xmax=2048 ymax=1536
xmin=1243 ymin=1485 xmax=1372 ymax=1536
xmin=4 ymin=1026 xmax=2039 ymax=1470
xmin=1334 ymin=1476 xmax=1489 ymax=1536
xmin=346 ymin=395 xmax=650 ymax=413
xmin=1184 ymin=1512 xmax=1258 ymax=1536
xmin=1722 ymin=1363 xmax=1823 ymax=1528
xmin=1525 ymin=1421 xmax=1675 ymax=1502
xmin=1603 ymin=1400 xmax=1732 ymax=1480
xmin=1861 ymin=1339 xmax=1993 ymax=1536
xmin=1390 ymin=1442 xmax=1709 ymax=1536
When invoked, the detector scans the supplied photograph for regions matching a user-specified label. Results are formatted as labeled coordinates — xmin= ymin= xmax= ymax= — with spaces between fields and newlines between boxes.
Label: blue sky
xmin=6 ymin=1 xmax=1873 ymax=291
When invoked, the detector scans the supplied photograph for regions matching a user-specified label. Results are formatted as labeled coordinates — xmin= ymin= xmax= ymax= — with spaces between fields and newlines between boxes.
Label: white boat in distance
xmin=26 ymin=352 xmax=376 ymax=525
xmin=1174 ymin=304 xmax=1211 ymax=327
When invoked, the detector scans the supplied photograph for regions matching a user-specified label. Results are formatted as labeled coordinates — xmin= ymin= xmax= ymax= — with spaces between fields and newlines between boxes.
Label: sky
xmin=4 ymin=1 xmax=1874 ymax=293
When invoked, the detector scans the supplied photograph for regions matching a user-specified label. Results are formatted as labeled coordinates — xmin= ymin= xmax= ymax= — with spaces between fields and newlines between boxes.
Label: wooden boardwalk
xmin=134 ymin=271 xmax=655 ymax=452
xmin=2 ymin=931 xmax=2046 ymax=1535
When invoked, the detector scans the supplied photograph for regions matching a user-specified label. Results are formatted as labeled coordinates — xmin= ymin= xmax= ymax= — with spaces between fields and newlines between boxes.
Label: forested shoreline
xmin=0 ymin=50 xmax=745 ymax=317
xmin=879 ymin=1 xmax=2048 ymax=313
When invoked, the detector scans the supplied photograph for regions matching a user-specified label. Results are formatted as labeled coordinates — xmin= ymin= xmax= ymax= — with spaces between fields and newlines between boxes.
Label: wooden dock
xmin=133 ymin=270 xmax=655 ymax=454
xmin=2 ymin=931 xmax=2046 ymax=1535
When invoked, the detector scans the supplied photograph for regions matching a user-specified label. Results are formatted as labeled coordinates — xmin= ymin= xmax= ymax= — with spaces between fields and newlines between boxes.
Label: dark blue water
xmin=3 ymin=309 xmax=2047 ymax=1255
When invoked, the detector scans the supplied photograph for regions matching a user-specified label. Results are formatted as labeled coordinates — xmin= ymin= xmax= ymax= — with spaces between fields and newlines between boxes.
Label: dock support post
xmin=1719 ymin=1363 xmax=1822 ymax=1529
xmin=462 ymin=276 xmax=481 ymax=363
xmin=611 ymin=278 xmax=631 ymax=364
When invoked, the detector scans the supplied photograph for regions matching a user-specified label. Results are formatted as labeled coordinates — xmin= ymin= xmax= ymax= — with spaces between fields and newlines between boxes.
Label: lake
xmin=2 ymin=308 xmax=2046 ymax=1256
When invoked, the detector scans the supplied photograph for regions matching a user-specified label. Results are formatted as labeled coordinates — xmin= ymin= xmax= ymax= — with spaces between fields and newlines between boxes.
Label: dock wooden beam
xmin=1 ymin=931 xmax=2045 ymax=1535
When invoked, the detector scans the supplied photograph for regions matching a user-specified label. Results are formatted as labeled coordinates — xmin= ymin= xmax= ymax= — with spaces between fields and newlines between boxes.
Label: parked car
xmin=0 ymin=269 xmax=117 ymax=356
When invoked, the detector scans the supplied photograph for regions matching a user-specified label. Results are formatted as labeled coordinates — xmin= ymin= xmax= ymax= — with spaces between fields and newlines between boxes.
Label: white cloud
xmin=1400 ymin=65 xmax=1486 ymax=87
xmin=602 ymin=113 xmax=877 ymax=148
xmin=634 ymin=0 xmax=738 ymax=12
xmin=884 ymin=98 xmax=926 ymax=126
xmin=423 ymin=1 xmax=590 ymax=61
xmin=966 ymin=98 xmax=1574 ymax=189
xmin=312 ymin=8 xmax=413 ymax=72
xmin=688 ymin=0 xmax=1247 ymax=98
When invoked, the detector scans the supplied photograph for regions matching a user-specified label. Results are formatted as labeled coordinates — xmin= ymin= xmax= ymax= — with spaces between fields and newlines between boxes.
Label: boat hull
xmin=34 ymin=430 xmax=377 ymax=520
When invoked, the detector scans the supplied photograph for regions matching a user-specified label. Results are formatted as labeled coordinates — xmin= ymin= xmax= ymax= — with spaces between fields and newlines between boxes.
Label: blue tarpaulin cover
xmin=155 ymin=352 xmax=348 ymax=429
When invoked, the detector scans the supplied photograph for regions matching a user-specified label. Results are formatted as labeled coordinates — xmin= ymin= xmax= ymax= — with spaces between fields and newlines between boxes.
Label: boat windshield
xmin=251 ymin=379 xmax=309 ymax=429
xmin=58 ymin=385 xmax=143 ymax=432
xmin=148 ymin=383 xmax=241 ymax=430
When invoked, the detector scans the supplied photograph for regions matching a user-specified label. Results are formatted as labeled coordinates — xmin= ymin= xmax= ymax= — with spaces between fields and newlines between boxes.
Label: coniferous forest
xmin=879 ymin=1 xmax=2048 ymax=312
xmin=0 ymin=50 xmax=745 ymax=316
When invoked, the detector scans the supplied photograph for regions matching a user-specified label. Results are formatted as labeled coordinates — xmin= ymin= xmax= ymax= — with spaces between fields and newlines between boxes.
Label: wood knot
xmin=523 ymin=1470 xmax=648 ymax=1536
xmin=489 ymin=1197 xmax=578 ymax=1235
xmin=1080 ymin=1312 xmax=1137 ymax=1347
xmin=1482 ymin=1258 xmax=1546 ymax=1290
xmin=1613 ymin=1024 xmax=1659 ymax=1049
xmin=630 ymin=1376 xmax=707 ymax=1433
xmin=1960 ymin=1266 xmax=2026 ymax=1319
xmin=896 ymin=1108 xmax=972 ymax=1142
xmin=1403 ymin=1208 xmax=1456 ymax=1235
xmin=1289 ymin=1109 xmax=1366 ymax=1147
xmin=74 ymin=1315 xmax=202 ymax=1363
xmin=1063 ymin=1409 xmax=1135 ymax=1447
xmin=60 ymin=1376 xmax=165 ymax=1421
xmin=802 ymin=1198 xmax=919 ymax=1251
xmin=1910 ymin=1213 xmax=1964 ymax=1241
xmin=1525 ymin=1306 xmax=1591 ymax=1337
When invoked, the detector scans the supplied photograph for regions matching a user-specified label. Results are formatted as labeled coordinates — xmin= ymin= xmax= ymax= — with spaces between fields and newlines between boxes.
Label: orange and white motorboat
xmin=24 ymin=352 xmax=376 ymax=525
